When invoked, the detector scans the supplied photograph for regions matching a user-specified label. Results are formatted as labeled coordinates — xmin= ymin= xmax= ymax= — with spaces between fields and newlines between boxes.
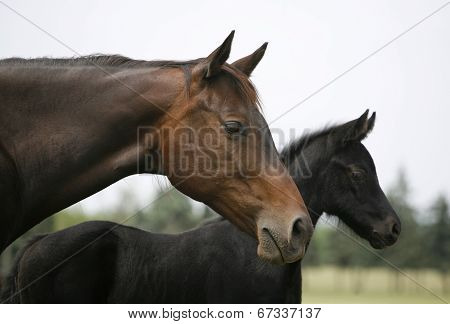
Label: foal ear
xmin=342 ymin=110 xmax=376 ymax=143
xmin=231 ymin=42 xmax=268 ymax=76
xmin=367 ymin=111 xmax=376 ymax=133
xmin=202 ymin=31 xmax=235 ymax=78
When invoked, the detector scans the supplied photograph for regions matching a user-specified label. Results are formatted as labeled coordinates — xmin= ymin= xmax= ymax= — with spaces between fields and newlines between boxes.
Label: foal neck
xmin=281 ymin=137 xmax=330 ymax=226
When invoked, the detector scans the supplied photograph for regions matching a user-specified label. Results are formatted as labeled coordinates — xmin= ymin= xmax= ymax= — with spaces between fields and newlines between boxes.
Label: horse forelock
xmin=219 ymin=64 xmax=262 ymax=112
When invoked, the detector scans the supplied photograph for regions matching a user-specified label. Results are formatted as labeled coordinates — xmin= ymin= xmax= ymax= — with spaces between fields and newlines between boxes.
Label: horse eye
xmin=350 ymin=170 xmax=364 ymax=181
xmin=224 ymin=121 xmax=242 ymax=135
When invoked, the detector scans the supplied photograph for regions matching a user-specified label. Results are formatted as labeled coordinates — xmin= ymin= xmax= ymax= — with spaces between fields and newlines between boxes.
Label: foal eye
xmin=350 ymin=170 xmax=364 ymax=182
xmin=224 ymin=121 xmax=242 ymax=135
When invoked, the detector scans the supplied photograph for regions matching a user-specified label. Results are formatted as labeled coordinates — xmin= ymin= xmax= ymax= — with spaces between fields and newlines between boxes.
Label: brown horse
xmin=0 ymin=32 xmax=312 ymax=263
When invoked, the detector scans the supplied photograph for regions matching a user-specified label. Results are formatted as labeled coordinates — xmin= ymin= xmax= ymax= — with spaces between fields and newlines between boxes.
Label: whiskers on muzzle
xmin=257 ymin=215 xmax=313 ymax=264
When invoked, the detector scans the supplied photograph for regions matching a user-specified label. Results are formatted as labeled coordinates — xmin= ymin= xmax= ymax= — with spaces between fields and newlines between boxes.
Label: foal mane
xmin=0 ymin=54 xmax=261 ymax=110
xmin=280 ymin=124 xmax=338 ymax=165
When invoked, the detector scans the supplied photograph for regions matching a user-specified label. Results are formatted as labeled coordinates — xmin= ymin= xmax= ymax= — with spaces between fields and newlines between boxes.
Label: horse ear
xmin=367 ymin=111 xmax=376 ymax=133
xmin=342 ymin=110 xmax=376 ymax=143
xmin=231 ymin=42 xmax=268 ymax=76
xmin=202 ymin=31 xmax=235 ymax=78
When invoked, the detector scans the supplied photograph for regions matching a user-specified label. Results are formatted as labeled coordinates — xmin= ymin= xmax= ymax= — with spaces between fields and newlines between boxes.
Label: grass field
xmin=301 ymin=266 xmax=449 ymax=304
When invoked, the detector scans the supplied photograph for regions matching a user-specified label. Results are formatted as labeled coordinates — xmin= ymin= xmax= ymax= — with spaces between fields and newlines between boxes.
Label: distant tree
xmin=324 ymin=226 xmax=359 ymax=267
xmin=53 ymin=207 xmax=90 ymax=230
xmin=133 ymin=188 xmax=200 ymax=233
xmin=379 ymin=170 xmax=423 ymax=269
xmin=199 ymin=205 xmax=218 ymax=221
xmin=424 ymin=195 xmax=450 ymax=292
xmin=310 ymin=218 xmax=382 ymax=269
xmin=316 ymin=220 xmax=365 ymax=292
xmin=302 ymin=225 xmax=329 ymax=267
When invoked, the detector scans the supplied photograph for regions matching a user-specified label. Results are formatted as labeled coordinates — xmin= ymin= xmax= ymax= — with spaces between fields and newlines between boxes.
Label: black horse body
xmin=1 ymin=111 xmax=401 ymax=303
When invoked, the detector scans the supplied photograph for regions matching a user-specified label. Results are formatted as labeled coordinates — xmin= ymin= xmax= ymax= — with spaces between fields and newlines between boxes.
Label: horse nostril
xmin=392 ymin=222 xmax=400 ymax=236
xmin=293 ymin=219 xmax=303 ymax=237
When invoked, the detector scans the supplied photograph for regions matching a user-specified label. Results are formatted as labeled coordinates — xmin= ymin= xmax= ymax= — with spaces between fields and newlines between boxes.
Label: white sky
xmin=1 ymin=0 xmax=449 ymax=216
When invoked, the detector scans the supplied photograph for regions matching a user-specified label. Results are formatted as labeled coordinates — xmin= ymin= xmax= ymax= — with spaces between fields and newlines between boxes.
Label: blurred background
xmin=0 ymin=0 xmax=449 ymax=303
xmin=1 ymin=170 xmax=448 ymax=303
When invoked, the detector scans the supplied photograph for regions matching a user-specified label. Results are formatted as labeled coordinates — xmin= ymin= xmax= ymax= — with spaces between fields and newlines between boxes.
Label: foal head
xmin=283 ymin=111 xmax=401 ymax=249
xmin=152 ymin=32 xmax=312 ymax=263
xmin=319 ymin=111 xmax=401 ymax=248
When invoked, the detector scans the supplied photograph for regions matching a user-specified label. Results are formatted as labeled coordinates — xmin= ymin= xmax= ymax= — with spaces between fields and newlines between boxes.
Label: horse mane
xmin=0 ymin=54 xmax=261 ymax=110
xmin=0 ymin=54 xmax=202 ymax=68
xmin=280 ymin=123 xmax=338 ymax=164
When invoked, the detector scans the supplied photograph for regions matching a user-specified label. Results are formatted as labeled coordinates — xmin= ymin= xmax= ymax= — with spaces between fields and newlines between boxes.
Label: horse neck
xmin=0 ymin=64 xmax=184 ymax=239
xmin=281 ymin=139 xmax=328 ymax=226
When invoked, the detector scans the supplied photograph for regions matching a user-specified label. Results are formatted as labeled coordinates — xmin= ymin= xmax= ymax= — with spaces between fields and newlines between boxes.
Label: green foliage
xmin=376 ymin=171 xmax=423 ymax=269
xmin=423 ymin=196 xmax=450 ymax=273
xmin=128 ymin=188 xmax=208 ymax=233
